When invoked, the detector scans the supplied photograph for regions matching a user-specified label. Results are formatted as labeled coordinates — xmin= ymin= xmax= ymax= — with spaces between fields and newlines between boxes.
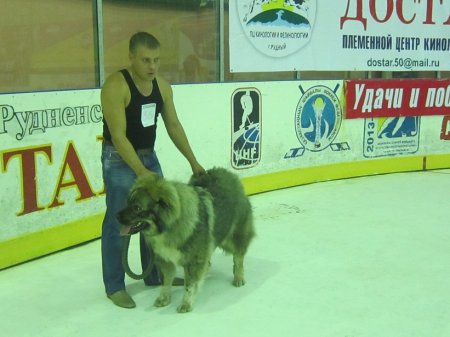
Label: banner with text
xmin=0 ymin=90 xmax=104 ymax=242
xmin=229 ymin=0 xmax=450 ymax=72
xmin=345 ymin=79 xmax=450 ymax=118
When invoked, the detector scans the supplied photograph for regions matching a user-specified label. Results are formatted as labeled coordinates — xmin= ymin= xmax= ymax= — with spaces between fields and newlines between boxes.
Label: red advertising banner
xmin=345 ymin=79 xmax=450 ymax=119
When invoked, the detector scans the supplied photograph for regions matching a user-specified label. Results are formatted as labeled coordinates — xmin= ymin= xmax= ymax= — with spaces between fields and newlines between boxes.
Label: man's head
xmin=129 ymin=32 xmax=161 ymax=82
xmin=129 ymin=32 xmax=160 ymax=54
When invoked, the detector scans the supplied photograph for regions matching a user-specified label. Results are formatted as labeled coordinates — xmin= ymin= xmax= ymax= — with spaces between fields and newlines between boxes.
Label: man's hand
xmin=191 ymin=162 xmax=207 ymax=176
xmin=136 ymin=168 xmax=157 ymax=178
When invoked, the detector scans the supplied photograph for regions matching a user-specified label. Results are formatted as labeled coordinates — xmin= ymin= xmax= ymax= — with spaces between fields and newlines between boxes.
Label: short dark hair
xmin=129 ymin=32 xmax=160 ymax=53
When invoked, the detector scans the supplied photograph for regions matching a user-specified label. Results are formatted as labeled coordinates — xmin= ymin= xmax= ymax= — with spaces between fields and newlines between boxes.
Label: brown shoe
xmin=107 ymin=290 xmax=136 ymax=309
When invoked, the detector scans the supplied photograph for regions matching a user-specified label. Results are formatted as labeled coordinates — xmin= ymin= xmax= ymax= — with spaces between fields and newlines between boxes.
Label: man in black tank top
xmin=100 ymin=32 xmax=205 ymax=308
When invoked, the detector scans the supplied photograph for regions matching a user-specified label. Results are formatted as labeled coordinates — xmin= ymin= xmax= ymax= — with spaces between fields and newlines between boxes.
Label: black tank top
xmin=102 ymin=69 xmax=164 ymax=150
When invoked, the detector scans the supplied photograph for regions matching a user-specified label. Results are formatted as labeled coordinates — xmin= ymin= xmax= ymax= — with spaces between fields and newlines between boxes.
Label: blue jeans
xmin=101 ymin=142 xmax=163 ymax=295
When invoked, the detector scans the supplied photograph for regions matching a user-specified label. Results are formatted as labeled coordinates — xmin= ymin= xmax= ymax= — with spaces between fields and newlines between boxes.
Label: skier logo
xmin=232 ymin=88 xmax=261 ymax=169
xmin=363 ymin=116 xmax=420 ymax=158
xmin=236 ymin=0 xmax=316 ymax=57
xmin=376 ymin=117 xmax=419 ymax=138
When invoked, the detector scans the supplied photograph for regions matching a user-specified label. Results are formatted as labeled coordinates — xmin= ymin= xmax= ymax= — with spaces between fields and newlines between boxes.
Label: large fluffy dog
xmin=118 ymin=168 xmax=255 ymax=313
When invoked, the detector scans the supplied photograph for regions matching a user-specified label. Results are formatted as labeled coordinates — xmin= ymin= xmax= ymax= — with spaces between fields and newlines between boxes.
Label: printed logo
xmin=291 ymin=84 xmax=344 ymax=155
xmin=231 ymin=88 xmax=261 ymax=169
xmin=237 ymin=0 xmax=316 ymax=57
xmin=363 ymin=117 xmax=420 ymax=158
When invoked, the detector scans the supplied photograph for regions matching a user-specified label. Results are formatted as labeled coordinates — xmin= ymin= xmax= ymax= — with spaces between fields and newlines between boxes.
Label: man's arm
xmin=101 ymin=73 xmax=153 ymax=177
xmin=157 ymin=77 xmax=205 ymax=175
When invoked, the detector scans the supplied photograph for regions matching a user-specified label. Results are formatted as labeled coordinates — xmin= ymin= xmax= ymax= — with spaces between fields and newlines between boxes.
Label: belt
xmin=136 ymin=148 xmax=154 ymax=155
xmin=104 ymin=140 xmax=153 ymax=155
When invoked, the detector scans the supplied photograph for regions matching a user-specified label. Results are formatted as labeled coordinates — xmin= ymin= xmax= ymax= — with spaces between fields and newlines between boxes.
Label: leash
xmin=121 ymin=235 xmax=155 ymax=280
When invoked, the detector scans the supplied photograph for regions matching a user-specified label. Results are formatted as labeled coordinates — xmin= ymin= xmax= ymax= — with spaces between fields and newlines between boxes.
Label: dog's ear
xmin=156 ymin=183 xmax=181 ymax=218
xmin=133 ymin=174 xmax=159 ymax=192
xmin=128 ymin=187 xmax=144 ymax=201
xmin=153 ymin=215 xmax=167 ymax=233
xmin=157 ymin=198 xmax=169 ymax=209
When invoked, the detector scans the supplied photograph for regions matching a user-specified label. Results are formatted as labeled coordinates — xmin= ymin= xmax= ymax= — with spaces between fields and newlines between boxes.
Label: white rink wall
xmin=1 ymin=80 xmax=450 ymax=268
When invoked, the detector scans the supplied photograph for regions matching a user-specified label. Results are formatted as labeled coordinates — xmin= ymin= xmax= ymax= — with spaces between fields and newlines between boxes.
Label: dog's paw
xmin=233 ymin=277 xmax=246 ymax=287
xmin=154 ymin=294 xmax=171 ymax=307
xmin=177 ymin=302 xmax=193 ymax=313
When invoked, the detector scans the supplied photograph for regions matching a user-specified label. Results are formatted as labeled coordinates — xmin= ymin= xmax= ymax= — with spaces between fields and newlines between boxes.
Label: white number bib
xmin=141 ymin=103 xmax=156 ymax=127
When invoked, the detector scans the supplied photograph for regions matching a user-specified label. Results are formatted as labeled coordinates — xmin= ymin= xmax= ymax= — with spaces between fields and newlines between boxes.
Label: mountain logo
xmin=236 ymin=0 xmax=316 ymax=57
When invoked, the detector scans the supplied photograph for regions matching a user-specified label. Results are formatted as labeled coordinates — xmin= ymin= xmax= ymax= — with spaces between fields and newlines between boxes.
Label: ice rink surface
xmin=1 ymin=170 xmax=449 ymax=337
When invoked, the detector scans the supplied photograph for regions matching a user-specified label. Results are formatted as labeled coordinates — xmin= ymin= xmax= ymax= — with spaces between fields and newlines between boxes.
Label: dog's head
xmin=117 ymin=175 xmax=181 ymax=236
